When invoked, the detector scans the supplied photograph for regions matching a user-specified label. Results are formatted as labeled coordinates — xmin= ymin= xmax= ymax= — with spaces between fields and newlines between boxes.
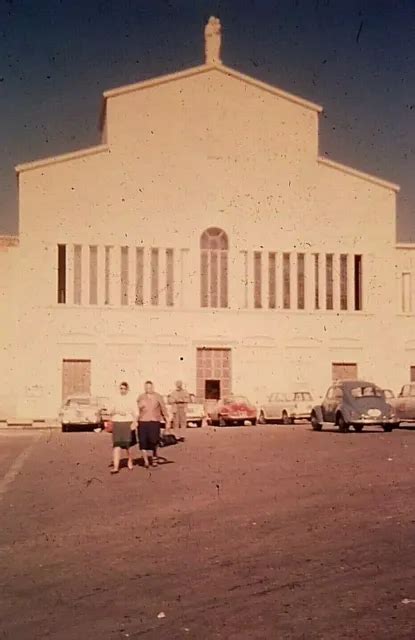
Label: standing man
xmin=137 ymin=380 xmax=169 ymax=468
xmin=168 ymin=380 xmax=190 ymax=433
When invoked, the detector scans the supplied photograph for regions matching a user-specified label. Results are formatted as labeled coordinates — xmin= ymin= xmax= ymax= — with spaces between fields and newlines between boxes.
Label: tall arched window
xmin=200 ymin=228 xmax=228 ymax=308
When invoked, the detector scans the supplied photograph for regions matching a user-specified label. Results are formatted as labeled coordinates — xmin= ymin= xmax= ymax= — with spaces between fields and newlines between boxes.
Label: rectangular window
xmin=135 ymin=247 xmax=144 ymax=305
xmin=209 ymin=252 xmax=218 ymax=307
xmin=410 ymin=366 xmax=415 ymax=382
xmin=120 ymin=246 xmax=129 ymax=306
xmin=89 ymin=246 xmax=98 ymax=305
xmin=268 ymin=252 xmax=276 ymax=309
xmin=151 ymin=248 xmax=159 ymax=305
xmin=201 ymin=251 xmax=209 ymax=308
xmin=220 ymin=252 xmax=228 ymax=308
xmin=283 ymin=253 xmax=290 ymax=309
xmin=354 ymin=254 xmax=362 ymax=311
xmin=314 ymin=254 xmax=319 ymax=310
xmin=402 ymin=272 xmax=412 ymax=313
xmin=254 ymin=251 xmax=262 ymax=308
xmin=104 ymin=246 xmax=111 ymax=305
xmin=332 ymin=362 xmax=358 ymax=381
xmin=57 ymin=244 xmax=66 ymax=304
xmin=340 ymin=254 xmax=348 ymax=311
xmin=326 ymin=254 xmax=333 ymax=310
xmin=297 ymin=253 xmax=305 ymax=310
xmin=73 ymin=245 xmax=82 ymax=305
xmin=166 ymin=249 xmax=174 ymax=306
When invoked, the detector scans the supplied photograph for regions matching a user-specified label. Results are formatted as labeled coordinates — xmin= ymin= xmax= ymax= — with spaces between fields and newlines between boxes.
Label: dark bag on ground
xmin=159 ymin=433 xmax=179 ymax=447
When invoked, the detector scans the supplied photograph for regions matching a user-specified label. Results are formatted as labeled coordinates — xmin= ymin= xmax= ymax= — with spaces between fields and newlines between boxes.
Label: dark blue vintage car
xmin=311 ymin=380 xmax=400 ymax=433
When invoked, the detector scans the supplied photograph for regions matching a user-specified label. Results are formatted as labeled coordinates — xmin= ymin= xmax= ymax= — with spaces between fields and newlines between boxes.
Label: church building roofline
xmin=15 ymin=144 xmax=109 ymax=174
xmin=99 ymin=62 xmax=323 ymax=131
xmin=318 ymin=156 xmax=400 ymax=193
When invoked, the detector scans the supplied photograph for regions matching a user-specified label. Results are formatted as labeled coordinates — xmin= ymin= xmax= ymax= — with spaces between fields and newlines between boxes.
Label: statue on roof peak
xmin=204 ymin=16 xmax=222 ymax=65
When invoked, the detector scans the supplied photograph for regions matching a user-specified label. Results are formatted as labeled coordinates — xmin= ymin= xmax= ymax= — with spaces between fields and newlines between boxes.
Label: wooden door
xmin=196 ymin=348 xmax=232 ymax=400
xmin=62 ymin=359 xmax=91 ymax=401
xmin=332 ymin=362 xmax=357 ymax=381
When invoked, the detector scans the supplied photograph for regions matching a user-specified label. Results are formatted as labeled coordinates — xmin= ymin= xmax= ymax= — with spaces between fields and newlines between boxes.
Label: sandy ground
xmin=0 ymin=424 xmax=414 ymax=640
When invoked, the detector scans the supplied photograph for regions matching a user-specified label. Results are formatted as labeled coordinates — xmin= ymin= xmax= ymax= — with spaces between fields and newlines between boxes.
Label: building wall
xmin=7 ymin=66 xmax=415 ymax=418
xmin=0 ymin=238 xmax=19 ymax=417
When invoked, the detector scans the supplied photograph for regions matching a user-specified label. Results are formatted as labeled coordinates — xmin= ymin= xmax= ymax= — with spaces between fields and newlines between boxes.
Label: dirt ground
xmin=0 ymin=424 xmax=414 ymax=640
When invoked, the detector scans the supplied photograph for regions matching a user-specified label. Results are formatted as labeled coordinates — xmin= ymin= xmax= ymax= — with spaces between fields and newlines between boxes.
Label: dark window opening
xmin=297 ymin=253 xmax=305 ymax=310
xmin=121 ymin=246 xmax=129 ymax=305
xmin=314 ymin=254 xmax=319 ymax=310
xmin=268 ymin=252 xmax=276 ymax=309
xmin=340 ymin=254 xmax=348 ymax=311
xmin=205 ymin=379 xmax=221 ymax=400
xmin=354 ymin=255 xmax=362 ymax=311
xmin=254 ymin=251 xmax=262 ymax=308
xmin=283 ymin=253 xmax=290 ymax=309
xmin=57 ymin=244 xmax=66 ymax=304
xmin=326 ymin=254 xmax=334 ymax=310
xmin=89 ymin=246 xmax=98 ymax=305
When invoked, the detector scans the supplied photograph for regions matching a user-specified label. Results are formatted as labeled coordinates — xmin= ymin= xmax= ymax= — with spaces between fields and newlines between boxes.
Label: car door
xmin=266 ymin=394 xmax=277 ymax=419
xmin=321 ymin=387 xmax=336 ymax=423
xmin=406 ymin=385 xmax=415 ymax=419
xmin=396 ymin=385 xmax=409 ymax=419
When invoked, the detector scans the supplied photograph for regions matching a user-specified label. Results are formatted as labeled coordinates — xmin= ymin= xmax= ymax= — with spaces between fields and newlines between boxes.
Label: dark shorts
xmin=138 ymin=421 xmax=161 ymax=451
xmin=112 ymin=421 xmax=135 ymax=449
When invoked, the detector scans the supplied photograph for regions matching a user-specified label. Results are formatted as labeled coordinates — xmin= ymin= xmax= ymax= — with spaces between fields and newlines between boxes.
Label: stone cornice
xmin=15 ymin=144 xmax=109 ymax=174
xmin=318 ymin=156 xmax=400 ymax=193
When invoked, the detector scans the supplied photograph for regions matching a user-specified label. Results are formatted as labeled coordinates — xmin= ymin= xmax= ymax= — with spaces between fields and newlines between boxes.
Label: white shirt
xmin=110 ymin=393 xmax=137 ymax=423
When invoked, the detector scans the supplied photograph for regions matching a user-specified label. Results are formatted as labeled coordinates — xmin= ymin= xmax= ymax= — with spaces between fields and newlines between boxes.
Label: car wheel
xmin=354 ymin=425 xmax=364 ymax=433
xmin=282 ymin=411 xmax=291 ymax=425
xmin=258 ymin=411 xmax=267 ymax=424
xmin=195 ymin=420 xmax=202 ymax=428
xmin=250 ymin=418 xmax=257 ymax=426
xmin=383 ymin=424 xmax=393 ymax=432
xmin=311 ymin=414 xmax=322 ymax=431
xmin=62 ymin=423 xmax=69 ymax=433
xmin=219 ymin=417 xmax=227 ymax=427
xmin=338 ymin=415 xmax=349 ymax=433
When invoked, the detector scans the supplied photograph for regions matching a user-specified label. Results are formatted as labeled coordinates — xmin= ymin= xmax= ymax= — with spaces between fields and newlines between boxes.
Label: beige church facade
xmin=1 ymin=19 xmax=415 ymax=420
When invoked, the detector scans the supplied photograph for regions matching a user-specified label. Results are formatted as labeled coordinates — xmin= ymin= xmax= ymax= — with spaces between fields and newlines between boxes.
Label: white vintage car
xmin=258 ymin=391 xmax=314 ymax=424
xmin=388 ymin=383 xmax=415 ymax=422
xmin=59 ymin=395 xmax=109 ymax=432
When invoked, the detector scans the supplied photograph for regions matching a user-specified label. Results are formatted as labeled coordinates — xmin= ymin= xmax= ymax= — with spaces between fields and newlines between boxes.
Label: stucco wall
xmin=8 ymin=66 xmax=414 ymax=418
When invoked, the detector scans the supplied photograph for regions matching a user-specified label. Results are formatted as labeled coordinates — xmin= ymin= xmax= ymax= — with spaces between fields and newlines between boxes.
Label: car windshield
xmin=223 ymin=396 xmax=249 ymax=404
xmin=410 ymin=386 xmax=415 ymax=397
xmin=294 ymin=392 xmax=313 ymax=401
xmin=350 ymin=386 xmax=383 ymax=398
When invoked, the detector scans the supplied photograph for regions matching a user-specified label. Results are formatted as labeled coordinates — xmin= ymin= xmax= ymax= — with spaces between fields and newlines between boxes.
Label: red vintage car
xmin=209 ymin=395 xmax=257 ymax=427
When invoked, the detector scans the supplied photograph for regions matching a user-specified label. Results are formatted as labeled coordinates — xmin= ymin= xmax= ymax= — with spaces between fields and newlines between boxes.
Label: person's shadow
xmin=134 ymin=456 xmax=174 ymax=467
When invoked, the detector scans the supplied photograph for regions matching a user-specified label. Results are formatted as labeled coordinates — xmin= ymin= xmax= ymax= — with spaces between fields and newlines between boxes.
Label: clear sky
xmin=0 ymin=0 xmax=414 ymax=240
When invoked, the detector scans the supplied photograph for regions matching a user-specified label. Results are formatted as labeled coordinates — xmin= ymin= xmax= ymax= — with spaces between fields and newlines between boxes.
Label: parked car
xmin=186 ymin=394 xmax=207 ymax=428
xmin=258 ymin=391 xmax=314 ymax=424
xmin=310 ymin=380 xmax=400 ymax=433
xmin=59 ymin=395 xmax=109 ymax=432
xmin=390 ymin=383 xmax=415 ymax=422
xmin=209 ymin=395 xmax=257 ymax=426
